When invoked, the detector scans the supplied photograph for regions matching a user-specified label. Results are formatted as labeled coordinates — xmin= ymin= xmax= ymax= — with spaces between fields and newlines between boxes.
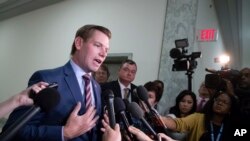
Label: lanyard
xmin=210 ymin=121 xmax=224 ymax=141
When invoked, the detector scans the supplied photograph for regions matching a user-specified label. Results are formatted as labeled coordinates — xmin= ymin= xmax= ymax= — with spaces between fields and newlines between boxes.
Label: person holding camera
xmin=197 ymin=74 xmax=235 ymax=113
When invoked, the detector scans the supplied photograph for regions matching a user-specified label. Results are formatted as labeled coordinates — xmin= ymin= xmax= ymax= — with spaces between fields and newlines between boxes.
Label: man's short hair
xmin=120 ymin=59 xmax=137 ymax=68
xmin=71 ymin=24 xmax=111 ymax=55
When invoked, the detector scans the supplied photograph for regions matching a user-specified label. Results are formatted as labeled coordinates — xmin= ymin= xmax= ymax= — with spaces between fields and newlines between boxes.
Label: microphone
xmin=131 ymin=88 xmax=148 ymax=113
xmin=103 ymin=89 xmax=116 ymax=129
xmin=127 ymin=102 xmax=158 ymax=139
xmin=136 ymin=86 xmax=152 ymax=110
xmin=0 ymin=87 xmax=60 ymax=141
xmin=136 ymin=86 xmax=167 ymax=129
xmin=122 ymin=99 xmax=135 ymax=126
xmin=114 ymin=97 xmax=135 ymax=140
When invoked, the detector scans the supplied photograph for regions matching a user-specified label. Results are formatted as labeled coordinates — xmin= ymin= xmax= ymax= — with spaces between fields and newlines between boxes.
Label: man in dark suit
xmin=101 ymin=59 xmax=142 ymax=141
xmin=2 ymin=25 xmax=112 ymax=141
xmin=101 ymin=59 xmax=138 ymax=103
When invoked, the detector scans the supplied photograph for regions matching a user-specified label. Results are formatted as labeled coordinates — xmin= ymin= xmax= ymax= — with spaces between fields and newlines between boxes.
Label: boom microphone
xmin=103 ymin=89 xmax=116 ymax=129
xmin=0 ymin=87 xmax=60 ymax=141
xmin=114 ymin=97 xmax=135 ymax=140
xmin=127 ymin=102 xmax=158 ymax=139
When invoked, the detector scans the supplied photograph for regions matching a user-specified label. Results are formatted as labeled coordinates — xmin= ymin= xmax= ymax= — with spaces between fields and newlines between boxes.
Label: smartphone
xmin=47 ymin=82 xmax=58 ymax=89
xmin=29 ymin=82 xmax=58 ymax=99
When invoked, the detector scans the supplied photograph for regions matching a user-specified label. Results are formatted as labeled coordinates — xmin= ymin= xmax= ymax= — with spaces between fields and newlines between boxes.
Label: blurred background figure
xmin=139 ymin=81 xmax=166 ymax=137
xmin=153 ymin=80 xmax=164 ymax=101
xmin=196 ymin=82 xmax=216 ymax=112
xmin=168 ymin=90 xmax=197 ymax=118
xmin=94 ymin=64 xmax=110 ymax=84
xmin=144 ymin=81 xmax=163 ymax=110
xmin=166 ymin=90 xmax=197 ymax=141
xmin=234 ymin=67 xmax=250 ymax=128
xmin=196 ymin=76 xmax=234 ymax=113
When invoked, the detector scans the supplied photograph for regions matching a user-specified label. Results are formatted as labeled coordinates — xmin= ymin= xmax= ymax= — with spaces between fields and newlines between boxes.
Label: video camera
xmin=205 ymin=68 xmax=241 ymax=91
xmin=170 ymin=39 xmax=201 ymax=71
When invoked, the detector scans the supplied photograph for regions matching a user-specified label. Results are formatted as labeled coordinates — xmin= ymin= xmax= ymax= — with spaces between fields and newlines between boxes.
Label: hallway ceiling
xmin=0 ymin=0 xmax=64 ymax=21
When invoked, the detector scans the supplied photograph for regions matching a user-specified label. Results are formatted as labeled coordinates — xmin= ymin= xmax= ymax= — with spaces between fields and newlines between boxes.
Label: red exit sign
xmin=197 ymin=28 xmax=218 ymax=41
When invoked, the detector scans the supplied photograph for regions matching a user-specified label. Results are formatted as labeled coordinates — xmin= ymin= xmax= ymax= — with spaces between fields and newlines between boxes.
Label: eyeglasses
xmin=214 ymin=98 xmax=230 ymax=105
xmin=122 ymin=68 xmax=136 ymax=74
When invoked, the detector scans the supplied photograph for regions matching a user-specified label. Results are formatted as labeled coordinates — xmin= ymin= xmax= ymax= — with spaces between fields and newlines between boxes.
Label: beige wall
xmin=0 ymin=0 xmax=249 ymax=115
xmin=0 ymin=0 xmax=167 ymax=103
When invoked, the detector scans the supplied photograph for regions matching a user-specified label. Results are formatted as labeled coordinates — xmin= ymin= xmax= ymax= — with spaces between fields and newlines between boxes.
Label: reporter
xmin=0 ymin=82 xmax=48 ymax=118
xmin=161 ymin=91 xmax=238 ymax=141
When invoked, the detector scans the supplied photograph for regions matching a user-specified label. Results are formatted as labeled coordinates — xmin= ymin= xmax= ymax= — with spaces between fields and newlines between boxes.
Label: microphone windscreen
xmin=137 ymin=86 xmax=149 ymax=101
xmin=127 ymin=102 xmax=144 ymax=119
xmin=103 ymin=89 xmax=114 ymax=100
xmin=114 ymin=97 xmax=126 ymax=113
xmin=34 ymin=88 xmax=60 ymax=112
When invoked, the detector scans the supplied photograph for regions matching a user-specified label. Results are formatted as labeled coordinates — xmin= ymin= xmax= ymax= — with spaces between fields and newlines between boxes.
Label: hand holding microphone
xmin=114 ymin=97 xmax=136 ymax=141
xmin=0 ymin=84 xmax=60 ymax=141
xmin=0 ymin=81 xmax=49 ymax=119
xmin=127 ymin=102 xmax=158 ymax=139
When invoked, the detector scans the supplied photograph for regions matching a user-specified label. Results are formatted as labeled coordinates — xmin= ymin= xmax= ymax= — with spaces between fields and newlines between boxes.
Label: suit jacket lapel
xmin=63 ymin=62 xmax=84 ymax=105
xmin=113 ymin=81 xmax=122 ymax=98
xmin=91 ymin=78 xmax=102 ymax=115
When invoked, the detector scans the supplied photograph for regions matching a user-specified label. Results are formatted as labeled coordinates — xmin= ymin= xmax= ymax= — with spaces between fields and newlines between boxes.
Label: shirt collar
xmin=70 ymin=59 xmax=91 ymax=77
xmin=118 ymin=79 xmax=131 ymax=90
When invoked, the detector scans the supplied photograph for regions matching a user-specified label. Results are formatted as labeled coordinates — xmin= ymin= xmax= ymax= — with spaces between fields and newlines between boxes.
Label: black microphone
xmin=127 ymin=102 xmax=158 ymax=139
xmin=136 ymin=85 xmax=152 ymax=110
xmin=122 ymin=99 xmax=135 ymax=125
xmin=114 ymin=97 xmax=135 ymax=140
xmin=103 ymin=89 xmax=116 ymax=129
xmin=0 ymin=87 xmax=60 ymax=141
xmin=136 ymin=86 xmax=167 ymax=129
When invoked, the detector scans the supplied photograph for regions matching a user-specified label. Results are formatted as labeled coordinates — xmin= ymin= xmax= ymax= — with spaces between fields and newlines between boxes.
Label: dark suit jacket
xmin=2 ymin=61 xmax=102 ymax=141
xmin=101 ymin=80 xmax=138 ymax=104
xmin=101 ymin=80 xmax=141 ymax=133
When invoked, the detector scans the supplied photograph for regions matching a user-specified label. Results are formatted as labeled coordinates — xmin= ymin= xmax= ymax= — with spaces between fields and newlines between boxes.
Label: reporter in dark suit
xmin=2 ymin=25 xmax=112 ymax=141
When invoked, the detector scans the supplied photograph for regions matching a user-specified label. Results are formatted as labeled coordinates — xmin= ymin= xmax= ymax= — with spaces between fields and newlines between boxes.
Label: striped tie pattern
xmin=124 ymin=88 xmax=130 ymax=99
xmin=83 ymin=74 xmax=92 ymax=109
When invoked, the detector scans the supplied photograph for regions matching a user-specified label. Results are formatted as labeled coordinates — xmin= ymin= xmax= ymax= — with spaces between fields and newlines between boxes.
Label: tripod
xmin=186 ymin=69 xmax=194 ymax=91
